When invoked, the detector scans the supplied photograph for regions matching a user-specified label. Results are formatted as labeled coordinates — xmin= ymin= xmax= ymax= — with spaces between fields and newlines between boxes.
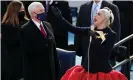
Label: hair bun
xmin=103 ymin=7 xmax=112 ymax=14
xmin=99 ymin=7 xmax=114 ymax=26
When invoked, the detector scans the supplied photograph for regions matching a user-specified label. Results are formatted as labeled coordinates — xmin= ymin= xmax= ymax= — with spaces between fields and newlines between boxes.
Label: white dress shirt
xmin=91 ymin=0 xmax=103 ymax=13
xmin=32 ymin=19 xmax=47 ymax=33
xmin=91 ymin=0 xmax=103 ymax=25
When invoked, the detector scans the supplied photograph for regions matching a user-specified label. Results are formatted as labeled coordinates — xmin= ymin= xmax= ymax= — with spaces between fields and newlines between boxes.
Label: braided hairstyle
xmin=99 ymin=7 xmax=114 ymax=27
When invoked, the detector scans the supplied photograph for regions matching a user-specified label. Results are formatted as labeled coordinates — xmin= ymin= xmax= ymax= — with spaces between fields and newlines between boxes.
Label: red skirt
xmin=61 ymin=65 xmax=128 ymax=80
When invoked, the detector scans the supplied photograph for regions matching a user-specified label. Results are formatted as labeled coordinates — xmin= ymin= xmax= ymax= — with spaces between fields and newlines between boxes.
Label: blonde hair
xmin=2 ymin=1 xmax=22 ymax=25
xmin=2 ymin=1 xmax=29 ymax=25
xmin=99 ymin=7 xmax=114 ymax=27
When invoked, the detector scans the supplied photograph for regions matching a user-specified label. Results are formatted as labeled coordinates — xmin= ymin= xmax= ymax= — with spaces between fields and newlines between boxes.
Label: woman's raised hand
xmin=51 ymin=6 xmax=63 ymax=20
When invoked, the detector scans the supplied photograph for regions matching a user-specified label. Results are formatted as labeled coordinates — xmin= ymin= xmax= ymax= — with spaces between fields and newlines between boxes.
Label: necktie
xmin=40 ymin=24 xmax=47 ymax=38
xmin=91 ymin=3 xmax=98 ymax=25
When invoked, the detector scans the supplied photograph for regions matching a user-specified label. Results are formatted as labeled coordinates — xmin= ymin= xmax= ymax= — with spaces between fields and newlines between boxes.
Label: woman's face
xmin=19 ymin=4 xmax=25 ymax=12
xmin=94 ymin=11 xmax=106 ymax=27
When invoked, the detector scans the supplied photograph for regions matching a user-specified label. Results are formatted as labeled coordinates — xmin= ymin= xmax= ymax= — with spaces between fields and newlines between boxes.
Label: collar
xmin=93 ymin=0 xmax=103 ymax=6
xmin=32 ymin=19 xmax=43 ymax=30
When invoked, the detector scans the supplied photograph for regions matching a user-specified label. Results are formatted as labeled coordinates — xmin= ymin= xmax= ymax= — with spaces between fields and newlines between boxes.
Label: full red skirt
xmin=61 ymin=65 xmax=128 ymax=80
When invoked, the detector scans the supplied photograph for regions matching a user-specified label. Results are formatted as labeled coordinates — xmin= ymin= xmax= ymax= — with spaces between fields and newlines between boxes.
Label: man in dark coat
xmin=46 ymin=1 xmax=72 ymax=49
xmin=20 ymin=2 xmax=60 ymax=80
xmin=74 ymin=0 xmax=121 ymax=65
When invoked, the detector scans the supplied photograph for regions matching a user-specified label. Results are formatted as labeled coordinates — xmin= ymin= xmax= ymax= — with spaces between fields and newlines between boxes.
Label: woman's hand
xmin=51 ymin=6 xmax=63 ymax=20
xmin=90 ymin=25 xmax=95 ymax=31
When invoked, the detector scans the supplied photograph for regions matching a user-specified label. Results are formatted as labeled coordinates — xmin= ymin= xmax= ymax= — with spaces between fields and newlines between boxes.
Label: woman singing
xmin=51 ymin=6 xmax=127 ymax=80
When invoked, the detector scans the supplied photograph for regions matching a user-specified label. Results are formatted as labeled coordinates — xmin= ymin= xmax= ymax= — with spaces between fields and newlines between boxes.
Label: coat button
xmin=46 ymin=44 xmax=48 ymax=47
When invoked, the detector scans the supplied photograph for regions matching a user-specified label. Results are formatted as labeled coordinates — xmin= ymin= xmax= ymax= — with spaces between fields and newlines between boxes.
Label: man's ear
xmin=32 ymin=12 xmax=37 ymax=17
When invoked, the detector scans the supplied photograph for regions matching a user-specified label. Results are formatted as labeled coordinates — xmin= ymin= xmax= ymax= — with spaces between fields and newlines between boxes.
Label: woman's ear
xmin=102 ymin=18 xmax=107 ymax=25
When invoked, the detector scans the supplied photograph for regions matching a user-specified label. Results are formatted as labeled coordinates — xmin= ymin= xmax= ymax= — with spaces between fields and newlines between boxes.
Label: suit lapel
xmin=100 ymin=1 xmax=107 ymax=9
xmin=29 ymin=20 xmax=49 ymax=39
xmin=29 ymin=20 xmax=54 ymax=39
xmin=29 ymin=20 xmax=42 ymax=34
xmin=87 ymin=1 xmax=93 ymax=26
xmin=42 ymin=22 xmax=54 ymax=39
xmin=84 ymin=1 xmax=93 ymax=26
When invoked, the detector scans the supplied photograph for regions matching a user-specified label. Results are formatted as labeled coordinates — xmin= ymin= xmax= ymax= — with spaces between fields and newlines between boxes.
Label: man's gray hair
xmin=28 ymin=2 xmax=44 ymax=17
xmin=99 ymin=7 xmax=114 ymax=26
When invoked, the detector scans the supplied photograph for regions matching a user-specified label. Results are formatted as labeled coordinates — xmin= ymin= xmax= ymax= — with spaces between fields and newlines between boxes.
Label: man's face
xmin=33 ymin=5 xmax=45 ymax=18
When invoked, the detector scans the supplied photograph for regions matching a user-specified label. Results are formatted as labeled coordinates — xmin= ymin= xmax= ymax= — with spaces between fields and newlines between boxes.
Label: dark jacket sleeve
xmin=60 ymin=1 xmax=72 ymax=24
xmin=44 ymin=21 xmax=61 ymax=80
xmin=20 ymin=27 xmax=27 ymax=53
xmin=54 ymin=46 xmax=61 ymax=80
xmin=20 ymin=25 xmax=34 ymax=53
xmin=60 ymin=18 xmax=90 ymax=36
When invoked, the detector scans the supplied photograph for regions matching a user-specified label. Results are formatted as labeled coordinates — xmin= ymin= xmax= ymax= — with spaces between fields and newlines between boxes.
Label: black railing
xmin=113 ymin=55 xmax=133 ymax=69
xmin=113 ymin=34 xmax=133 ymax=80
xmin=113 ymin=34 xmax=133 ymax=48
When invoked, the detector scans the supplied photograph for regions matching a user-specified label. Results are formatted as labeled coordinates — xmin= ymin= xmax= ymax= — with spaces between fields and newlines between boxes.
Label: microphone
xmin=89 ymin=25 xmax=95 ymax=42
xmin=87 ymin=25 xmax=95 ymax=78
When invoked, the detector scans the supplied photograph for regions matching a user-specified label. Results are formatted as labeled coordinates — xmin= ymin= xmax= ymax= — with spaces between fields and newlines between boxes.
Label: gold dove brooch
xmin=95 ymin=31 xmax=107 ymax=43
